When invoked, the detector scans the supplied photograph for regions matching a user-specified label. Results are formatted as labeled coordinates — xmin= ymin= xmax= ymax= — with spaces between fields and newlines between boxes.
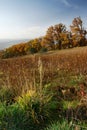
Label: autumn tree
xmin=24 ymin=41 xmax=32 ymax=53
xmin=31 ymin=38 xmax=42 ymax=51
xmin=41 ymin=23 xmax=69 ymax=50
xmin=41 ymin=26 xmax=55 ymax=50
xmin=11 ymin=43 xmax=26 ymax=56
xmin=2 ymin=43 xmax=27 ymax=58
xmin=70 ymin=17 xmax=87 ymax=47
xmin=60 ymin=31 xmax=72 ymax=48
xmin=25 ymin=38 xmax=42 ymax=54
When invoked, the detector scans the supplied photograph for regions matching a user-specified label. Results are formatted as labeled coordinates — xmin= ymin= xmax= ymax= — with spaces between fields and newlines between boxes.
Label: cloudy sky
xmin=0 ymin=0 xmax=87 ymax=39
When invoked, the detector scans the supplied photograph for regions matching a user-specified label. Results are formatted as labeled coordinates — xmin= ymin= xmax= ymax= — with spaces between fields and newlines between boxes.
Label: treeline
xmin=2 ymin=17 xmax=87 ymax=58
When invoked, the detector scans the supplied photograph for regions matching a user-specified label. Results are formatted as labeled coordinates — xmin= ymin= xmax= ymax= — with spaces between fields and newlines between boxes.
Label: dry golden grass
xmin=0 ymin=46 xmax=87 ymax=95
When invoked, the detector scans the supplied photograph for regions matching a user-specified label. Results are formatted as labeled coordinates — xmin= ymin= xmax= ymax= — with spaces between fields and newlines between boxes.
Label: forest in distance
xmin=0 ymin=16 xmax=87 ymax=59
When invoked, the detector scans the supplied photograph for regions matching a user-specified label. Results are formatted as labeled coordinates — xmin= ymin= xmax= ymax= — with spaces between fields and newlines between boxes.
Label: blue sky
xmin=0 ymin=0 xmax=87 ymax=39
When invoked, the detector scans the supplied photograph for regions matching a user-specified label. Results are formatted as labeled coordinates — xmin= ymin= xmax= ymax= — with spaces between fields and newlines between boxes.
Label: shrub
xmin=29 ymin=48 xmax=37 ymax=54
xmin=40 ymin=47 xmax=48 ymax=53
xmin=0 ymin=90 xmax=56 ymax=130
xmin=2 ymin=50 xmax=14 ymax=58
xmin=0 ymin=87 xmax=15 ymax=105
xmin=44 ymin=120 xmax=73 ymax=130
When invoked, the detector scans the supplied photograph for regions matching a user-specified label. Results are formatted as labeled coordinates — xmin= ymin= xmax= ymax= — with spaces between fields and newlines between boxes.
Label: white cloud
xmin=61 ymin=0 xmax=71 ymax=7
xmin=0 ymin=26 xmax=47 ymax=39
xmin=55 ymin=0 xmax=79 ymax=9
xmin=55 ymin=0 xmax=71 ymax=7
xmin=21 ymin=26 xmax=47 ymax=39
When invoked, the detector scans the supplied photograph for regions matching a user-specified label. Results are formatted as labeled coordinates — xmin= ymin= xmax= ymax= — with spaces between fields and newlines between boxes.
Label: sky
xmin=0 ymin=0 xmax=87 ymax=39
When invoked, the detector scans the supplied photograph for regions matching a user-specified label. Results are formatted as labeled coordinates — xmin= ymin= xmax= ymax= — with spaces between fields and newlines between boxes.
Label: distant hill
xmin=0 ymin=39 xmax=30 ymax=50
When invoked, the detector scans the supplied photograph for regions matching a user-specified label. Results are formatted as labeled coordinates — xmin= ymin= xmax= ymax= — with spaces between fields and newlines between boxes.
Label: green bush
xmin=0 ymin=87 xmax=15 ymax=104
xmin=2 ymin=51 xmax=14 ymax=58
xmin=40 ymin=47 xmax=48 ymax=53
xmin=44 ymin=120 xmax=73 ymax=130
xmin=0 ymin=90 xmax=57 ymax=130
xmin=29 ymin=47 xmax=37 ymax=54
xmin=0 ymin=101 xmax=42 ymax=130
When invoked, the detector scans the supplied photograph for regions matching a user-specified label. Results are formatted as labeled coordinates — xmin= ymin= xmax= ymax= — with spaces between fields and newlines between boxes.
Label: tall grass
xmin=44 ymin=120 xmax=73 ymax=130
xmin=0 ymin=47 xmax=87 ymax=129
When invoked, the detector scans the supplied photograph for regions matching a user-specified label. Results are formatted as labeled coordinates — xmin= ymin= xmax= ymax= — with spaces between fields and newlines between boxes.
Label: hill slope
xmin=0 ymin=46 xmax=87 ymax=129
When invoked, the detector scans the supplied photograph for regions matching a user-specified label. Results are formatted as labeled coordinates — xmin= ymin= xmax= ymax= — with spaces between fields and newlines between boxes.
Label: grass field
xmin=0 ymin=46 xmax=87 ymax=91
xmin=0 ymin=46 xmax=87 ymax=129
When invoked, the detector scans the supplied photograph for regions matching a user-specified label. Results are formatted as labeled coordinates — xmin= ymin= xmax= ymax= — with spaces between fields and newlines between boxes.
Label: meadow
xmin=0 ymin=46 xmax=87 ymax=129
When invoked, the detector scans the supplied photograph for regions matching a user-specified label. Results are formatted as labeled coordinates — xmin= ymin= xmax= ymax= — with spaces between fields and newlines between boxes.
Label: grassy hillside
xmin=0 ymin=46 xmax=87 ymax=129
xmin=0 ymin=46 xmax=87 ymax=87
